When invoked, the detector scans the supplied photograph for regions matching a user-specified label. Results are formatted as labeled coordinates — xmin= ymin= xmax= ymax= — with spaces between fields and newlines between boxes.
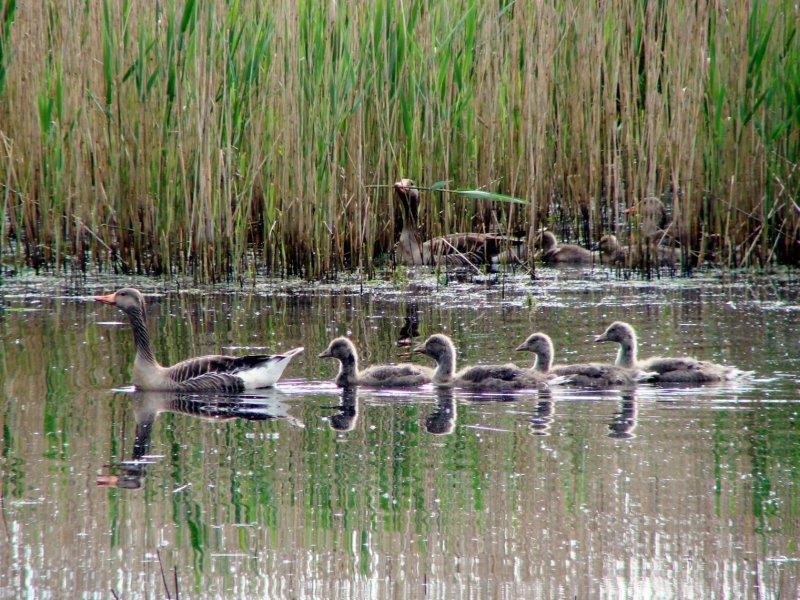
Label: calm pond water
xmin=1 ymin=269 xmax=799 ymax=599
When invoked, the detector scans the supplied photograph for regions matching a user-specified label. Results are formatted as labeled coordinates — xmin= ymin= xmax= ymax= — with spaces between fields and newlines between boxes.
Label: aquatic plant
xmin=0 ymin=0 xmax=798 ymax=279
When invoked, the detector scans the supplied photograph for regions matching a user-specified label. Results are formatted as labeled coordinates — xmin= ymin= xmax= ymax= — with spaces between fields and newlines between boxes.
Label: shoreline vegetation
xmin=0 ymin=1 xmax=798 ymax=280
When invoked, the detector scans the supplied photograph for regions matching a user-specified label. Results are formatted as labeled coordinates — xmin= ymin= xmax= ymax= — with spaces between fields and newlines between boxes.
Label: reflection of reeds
xmin=0 ymin=1 xmax=798 ymax=278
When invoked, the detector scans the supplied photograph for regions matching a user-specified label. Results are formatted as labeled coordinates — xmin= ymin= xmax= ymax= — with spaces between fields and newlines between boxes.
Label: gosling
xmin=319 ymin=337 xmax=432 ymax=388
xmin=594 ymin=321 xmax=747 ymax=383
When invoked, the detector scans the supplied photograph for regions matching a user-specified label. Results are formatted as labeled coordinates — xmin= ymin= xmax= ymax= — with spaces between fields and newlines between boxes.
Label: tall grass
xmin=0 ymin=0 xmax=798 ymax=279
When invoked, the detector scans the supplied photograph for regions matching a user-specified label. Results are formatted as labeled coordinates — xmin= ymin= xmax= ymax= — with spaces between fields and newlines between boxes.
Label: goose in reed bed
xmin=594 ymin=321 xmax=746 ymax=383
xmin=413 ymin=333 xmax=555 ymax=390
xmin=536 ymin=231 xmax=594 ymax=265
xmin=393 ymin=179 xmax=522 ymax=266
xmin=515 ymin=332 xmax=654 ymax=387
xmin=318 ymin=337 xmax=432 ymax=387
xmin=599 ymin=234 xmax=680 ymax=268
xmin=94 ymin=288 xmax=303 ymax=392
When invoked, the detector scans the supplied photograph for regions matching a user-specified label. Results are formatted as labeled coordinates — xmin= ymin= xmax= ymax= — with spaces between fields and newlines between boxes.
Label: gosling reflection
xmin=97 ymin=391 xmax=299 ymax=490
xmin=529 ymin=390 xmax=554 ymax=436
xmin=329 ymin=388 xmax=360 ymax=432
xmin=425 ymin=388 xmax=457 ymax=435
xmin=608 ymin=391 xmax=638 ymax=439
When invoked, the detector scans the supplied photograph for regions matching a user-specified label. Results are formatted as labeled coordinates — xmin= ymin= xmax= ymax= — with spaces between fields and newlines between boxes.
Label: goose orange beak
xmin=94 ymin=293 xmax=116 ymax=305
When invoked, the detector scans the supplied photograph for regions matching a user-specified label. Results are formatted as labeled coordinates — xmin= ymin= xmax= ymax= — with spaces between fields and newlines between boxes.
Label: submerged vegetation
xmin=0 ymin=0 xmax=798 ymax=278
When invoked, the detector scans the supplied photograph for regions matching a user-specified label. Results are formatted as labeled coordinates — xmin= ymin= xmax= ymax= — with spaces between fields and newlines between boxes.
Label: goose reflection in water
xmin=528 ymin=390 xmax=554 ymax=436
xmin=328 ymin=388 xmax=360 ymax=432
xmin=608 ymin=391 xmax=638 ymax=439
xmin=97 ymin=391 xmax=302 ymax=490
xmin=425 ymin=388 xmax=457 ymax=435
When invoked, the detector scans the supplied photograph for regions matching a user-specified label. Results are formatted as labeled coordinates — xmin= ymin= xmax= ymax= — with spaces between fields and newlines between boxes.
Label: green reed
xmin=0 ymin=0 xmax=798 ymax=279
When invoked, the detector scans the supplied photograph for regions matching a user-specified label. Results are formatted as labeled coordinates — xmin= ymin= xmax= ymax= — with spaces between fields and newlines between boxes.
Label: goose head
xmin=94 ymin=288 xmax=147 ymax=315
xmin=394 ymin=178 xmax=420 ymax=226
xmin=318 ymin=337 xmax=357 ymax=362
xmin=515 ymin=332 xmax=554 ymax=372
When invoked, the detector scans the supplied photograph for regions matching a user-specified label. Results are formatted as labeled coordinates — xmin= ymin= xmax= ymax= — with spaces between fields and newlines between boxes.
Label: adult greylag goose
xmin=536 ymin=231 xmax=594 ymax=265
xmin=594 ymin=321 xmax=746 ymax=383
xmin=515 ymin=332 xmax=654 ymax=387
xmin=318 ymin=336 xmax=432 ymax=387
xmin=94 ymin=288 xmax=303 ymax=392
xmin=393 ymin=179 xmax=522 ymax=266
xmin=413 ymin=333 xmax=555 ymax=390
xmin=599 ymin=234 xmax=680 ymax=268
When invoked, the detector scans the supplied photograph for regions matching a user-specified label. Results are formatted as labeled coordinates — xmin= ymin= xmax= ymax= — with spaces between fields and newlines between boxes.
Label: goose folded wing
xmin=167 ymin=354 xmax=282 ymax=383
xmin=174 ymin=372 xmax=247 ymax=393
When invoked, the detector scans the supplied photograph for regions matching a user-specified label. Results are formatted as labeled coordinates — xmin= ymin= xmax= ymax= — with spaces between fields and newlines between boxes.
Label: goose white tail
xmin=239 ymin=347 xmax=304 ymax=389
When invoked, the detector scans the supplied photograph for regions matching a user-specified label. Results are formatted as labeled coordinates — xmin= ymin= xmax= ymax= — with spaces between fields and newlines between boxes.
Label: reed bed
xmin=0 ymin=0 xmax=798 ymax=279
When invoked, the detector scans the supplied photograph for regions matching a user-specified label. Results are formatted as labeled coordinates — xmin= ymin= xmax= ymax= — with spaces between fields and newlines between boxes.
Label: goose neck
xmin=616 ymin=337 xmax=637 ymax=368
xmin=335 ymin=353 xmax=359 ymax=387
xmin=127 ymin=307 xmax=157 ymax=365
xmin=433 ymin=348 xmax=456 ymax=384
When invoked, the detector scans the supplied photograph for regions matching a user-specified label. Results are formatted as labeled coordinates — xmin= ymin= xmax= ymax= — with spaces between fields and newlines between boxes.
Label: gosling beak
xmin=594 ymin=334 xmax=608 ymax=343
xmin=93 ymin=293 xmax=116 ymax=305
xmin=514 ymin=343 xmax=528 ymax=352
xmin=318 ymin=348 xmax=332 ymax=358
xmin=412 ymin=343 xmax=426 ymax=355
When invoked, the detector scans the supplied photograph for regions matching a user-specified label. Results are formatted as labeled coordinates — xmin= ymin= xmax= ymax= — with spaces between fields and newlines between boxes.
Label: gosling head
xmin=413 ymin=334 xmax=455 ymax=362
xmin=94 ymin=288 xmax=147 ymax=315
xmin=515 ymin=332 xmax=553 ymax=354
xmin=594 ymin=321 xmax=636 ymax=344
xmin=598 ymin=234 xmax=621 ymax=254
xmin=535 ymin=230 xmax=558 ymax=251
xmin=515 ymin=332 xmax=554 ymax=372
xmin=318 ymin=337 xmax=357 ymax=362
xmin=595 ymin=322 xmax=639 ymax=368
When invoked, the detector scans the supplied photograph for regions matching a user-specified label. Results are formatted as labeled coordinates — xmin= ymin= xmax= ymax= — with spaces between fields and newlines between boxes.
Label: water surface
xmin=1 ymin=270 xmax=799 ymax=598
